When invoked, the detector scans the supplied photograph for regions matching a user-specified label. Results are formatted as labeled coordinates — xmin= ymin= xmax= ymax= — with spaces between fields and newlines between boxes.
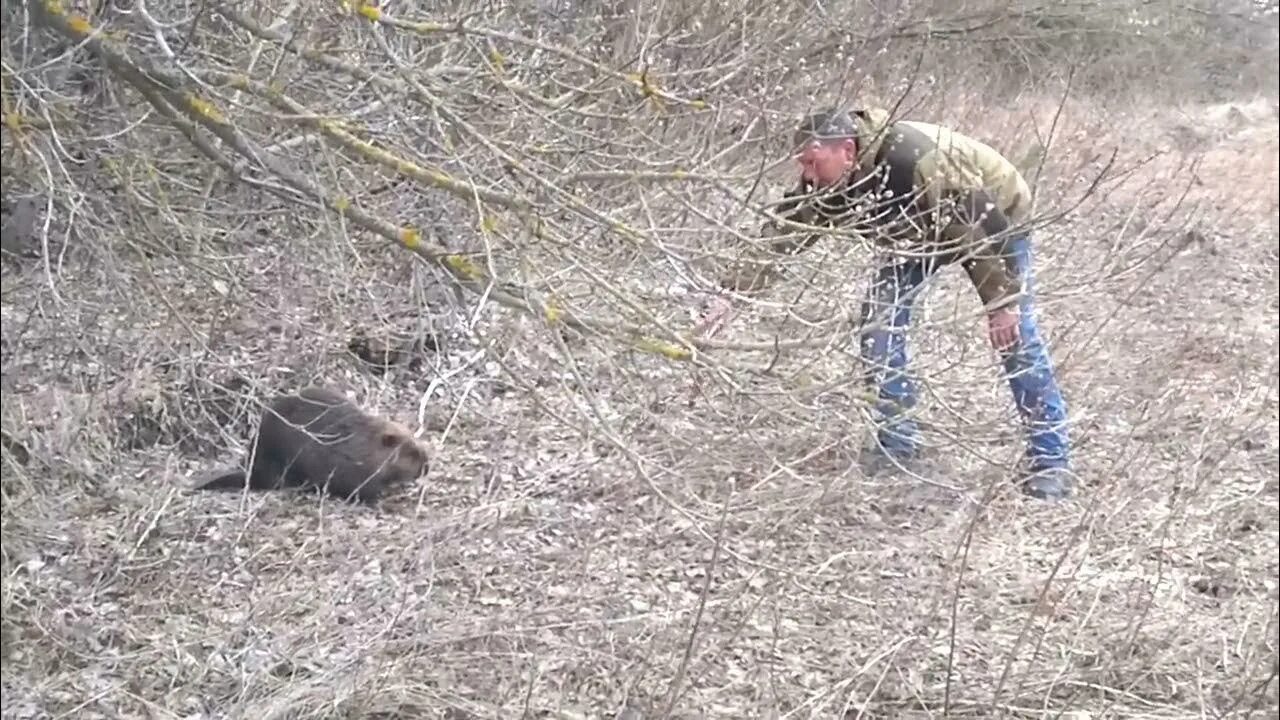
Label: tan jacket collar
xmin=851 ymin=107 xmax=894 ymax=174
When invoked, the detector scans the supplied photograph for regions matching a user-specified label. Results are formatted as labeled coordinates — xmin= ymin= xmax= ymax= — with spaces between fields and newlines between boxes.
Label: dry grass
xmin=2 ymin=1 xmax=1278 ymax=718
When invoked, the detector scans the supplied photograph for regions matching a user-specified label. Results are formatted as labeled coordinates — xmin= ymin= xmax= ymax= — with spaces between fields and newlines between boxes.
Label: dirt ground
xmin=1 ymin=91 xmax=1277 ymax=719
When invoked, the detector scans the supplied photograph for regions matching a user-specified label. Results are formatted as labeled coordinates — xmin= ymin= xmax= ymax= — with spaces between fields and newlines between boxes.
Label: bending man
xmin=714 ymin=107 xmax=1074 ymax=501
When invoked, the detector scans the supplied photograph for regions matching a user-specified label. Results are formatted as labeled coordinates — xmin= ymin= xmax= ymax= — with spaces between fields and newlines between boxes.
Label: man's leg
xmin=858 ymin=258 xmax=933 ymax=465
xmin=1000 ymin=234 xmax=1073 ymax=497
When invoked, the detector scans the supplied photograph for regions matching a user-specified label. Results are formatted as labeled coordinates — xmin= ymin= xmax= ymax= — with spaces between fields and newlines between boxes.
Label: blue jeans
xmin=858 ymin=233 xmax=1071 ymax=471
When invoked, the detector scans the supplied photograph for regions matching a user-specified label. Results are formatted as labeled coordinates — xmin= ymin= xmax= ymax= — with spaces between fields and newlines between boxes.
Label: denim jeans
xmin=857 ymin=233 xmax=1071 ymax=471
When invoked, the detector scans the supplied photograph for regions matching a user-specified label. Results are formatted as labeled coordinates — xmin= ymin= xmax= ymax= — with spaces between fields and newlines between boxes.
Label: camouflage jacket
xmin=765 ymin=107 xmax=1035 ymax=310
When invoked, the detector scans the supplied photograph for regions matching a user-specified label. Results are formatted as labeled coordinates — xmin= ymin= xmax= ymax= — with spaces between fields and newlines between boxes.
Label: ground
xmin=1 ymin=90 xmax=1277 ymax=719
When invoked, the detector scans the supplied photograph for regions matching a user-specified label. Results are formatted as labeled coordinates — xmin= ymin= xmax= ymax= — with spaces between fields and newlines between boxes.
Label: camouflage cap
xmin=793 ymin=108 xmax=857 ymax=147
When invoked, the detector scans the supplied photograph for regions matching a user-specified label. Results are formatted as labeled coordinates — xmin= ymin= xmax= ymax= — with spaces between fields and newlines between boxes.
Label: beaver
xmin=194 ymin=385 xmax=430 ymax=504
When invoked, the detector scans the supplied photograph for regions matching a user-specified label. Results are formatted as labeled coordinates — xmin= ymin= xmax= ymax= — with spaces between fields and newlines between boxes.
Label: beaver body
xmin=196 ymin=385 xmax=429 ymax=504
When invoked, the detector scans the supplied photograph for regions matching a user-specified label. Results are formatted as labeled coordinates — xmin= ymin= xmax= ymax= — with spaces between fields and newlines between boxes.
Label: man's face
xmin=796 ymin=137 xmax=855 ymax=187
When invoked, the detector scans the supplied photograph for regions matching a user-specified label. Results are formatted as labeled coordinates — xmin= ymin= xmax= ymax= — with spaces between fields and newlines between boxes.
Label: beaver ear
xmin=379 ymin=430 xmax=403 ymax=448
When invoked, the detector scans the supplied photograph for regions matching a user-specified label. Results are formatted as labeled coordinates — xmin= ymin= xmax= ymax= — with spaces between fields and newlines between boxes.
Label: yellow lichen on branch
xmin=629 ymin=336 xmax=694 ymax=362
xmin=398 ymin=226 xmax=422 ymax=250
xmin=40 ymin=0 xmax=94 ymax=36
xmin=184 ymin=94 xmax=227 ymax=124
xmin=303 ymin=116 xmax=526 ymax=212
xmin=488 ymin=49 xmax=506 ymax=74
xmin=442 ymin=254 xmax=485 ymax=281
xmin=338 ymin=0 xmax=382 ymax=20
xmin=66 ymin=14 xmax=93 ymax=35
xmin=626 ymin=70 xmax=666 ymax=111
xmin=544 ymin=300 xmax=563 ymax=325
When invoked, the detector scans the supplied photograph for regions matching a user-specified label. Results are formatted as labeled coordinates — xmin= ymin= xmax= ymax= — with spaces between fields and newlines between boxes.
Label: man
xmin=708 ymin=106 xmax=1073 ymax=501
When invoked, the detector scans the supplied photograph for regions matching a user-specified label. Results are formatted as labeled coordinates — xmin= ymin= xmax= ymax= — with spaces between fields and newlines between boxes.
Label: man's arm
xmin=718 ymin=182 xmax=824 ymax=293
xmin=945 ymin=188 xmax=1022 ymax=311
xmin=914 ymin=149 xmax=1028 ymax=350
xmin=763 ymin=182 xmax=825 ymax=258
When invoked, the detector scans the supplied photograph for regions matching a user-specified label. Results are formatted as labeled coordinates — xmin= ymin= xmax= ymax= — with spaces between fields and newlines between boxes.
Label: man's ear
xmin=842 ymin=137 xmax=857 ymax=159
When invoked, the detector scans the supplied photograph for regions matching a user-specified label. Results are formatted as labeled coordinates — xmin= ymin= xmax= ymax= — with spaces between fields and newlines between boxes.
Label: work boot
xmin=1020 ymin=466 xmax=1074 ymax=501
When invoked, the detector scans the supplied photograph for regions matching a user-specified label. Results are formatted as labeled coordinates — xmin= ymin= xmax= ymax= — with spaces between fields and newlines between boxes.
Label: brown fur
xmin=195 ymin=385 xmax=430 ymax=504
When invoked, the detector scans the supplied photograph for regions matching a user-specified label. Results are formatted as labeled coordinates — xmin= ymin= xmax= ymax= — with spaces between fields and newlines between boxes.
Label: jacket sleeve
xmin=949 ymin=188 xmax=1023 ymax=310
xmin=764 ymin=182 xmax=825 ymax=257
xmin=915 ymin=160 xmax=1023 ymax=310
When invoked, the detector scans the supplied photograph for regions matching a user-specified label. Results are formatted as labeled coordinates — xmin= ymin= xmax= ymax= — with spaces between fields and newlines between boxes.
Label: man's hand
xmin=694 ymin=295 xmax=735 ymax=338
xmin=987 ymin=306 xmax=1021 ymax=352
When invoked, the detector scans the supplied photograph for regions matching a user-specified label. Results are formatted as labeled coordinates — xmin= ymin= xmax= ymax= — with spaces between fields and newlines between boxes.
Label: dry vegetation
xmin=2 ymin=0 xmax=1279 ymax=717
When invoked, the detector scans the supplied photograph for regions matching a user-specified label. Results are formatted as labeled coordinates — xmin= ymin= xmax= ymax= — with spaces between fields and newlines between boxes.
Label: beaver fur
xmin=195 ymin=385 xmax=430 ymax=504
